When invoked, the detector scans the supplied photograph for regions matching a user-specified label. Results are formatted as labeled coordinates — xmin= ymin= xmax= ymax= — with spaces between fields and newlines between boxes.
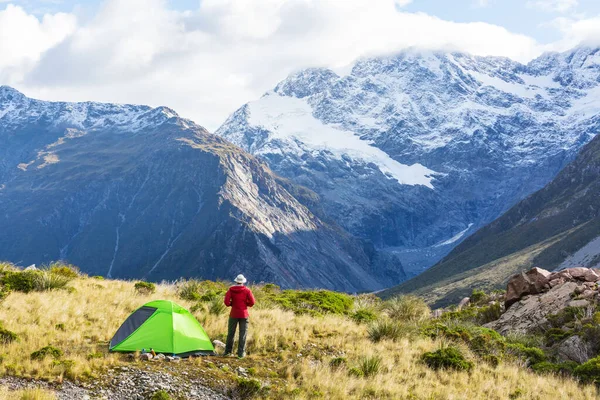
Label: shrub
xmin=32 ymin=271 xmax=71 ymax=291
xmin=367 ymin=320 xmax=418 ymax=342
xmin=574 ymin=356 xmax=600 ymax=385
xmin=357 ymin=355 xmax=382 ymax=377
xmin=55 ymin=323 xmax=66 ymax=331
xmin=273 ymin=290 xmax=354 ymax=316
xmin=209 ymin=297 xmax=226 ymax=315
xmin=31 ymin=345 xmax=63 ymax=360
xmin=351 ymin=308 xmax=379 ymax=324
xmin=0 ymin=323 xmax=18 ymax=344
xmin=151 ymin=390 xmax=172 ymax=400
xmin=383 ymin=296 xmax=430 ymax=322
xmin=178 ymin=279 xmax=203 ymax=301
xmin=48 ymin=262 xmax=80 ymax=278
xmin=329 ymin=357 xmax=347 ymax=370
xmin=134 ymin=281 xmax=156 ymax=295
xmin=505 ymin=343 xmax=547 ymax=365
xmin=547 ymin=306 xmax=586 ymax=328
xmin=348 ymin=367 xmax=363 ymax=378
xmin=1 ymin=271 xmax=37 ymax=293
xmin=236 ymin=377 xmax=263 ymax=399
xmin=92 ymin=275 xmax=104 ymax=280
xmin=421 ymin=346 xmax=474 ymax=372
xmin=470 ymin=289 xmax=488 ymax=305
xmin=531 ymin=361 xmax=578 ymax=376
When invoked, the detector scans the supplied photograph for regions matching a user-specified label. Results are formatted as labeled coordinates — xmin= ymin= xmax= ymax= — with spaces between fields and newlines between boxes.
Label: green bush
xmin=30 ymin=345 xmax=63 ymax=360
xmin=1 ymin=271 xmax=37 ymax=293
xmin=178 ymin=279 xmax=227 ymax=302
xmin=470 ymin=289 xmax=488 ymax=305
xmin=547 ymin=306 xmax=586 ymax=328
xmin=505 ymin=343 xmax=547 ymax=365
xmin=531 ymin=361 xmax=578 ymax=376
xmin=421 ymin=346 xmax=473 ymax=372
xmin=150 ymin=390 xmax=172 ymax=400
xmin=0 ymin=323 xmax=18 ymax=344
xmin=421 ymin=322 xmax=505 ymax=365
xmin=329 ymin=357 xmax=347 ymax=370
xmin=48 ymin=262 xmax=80 ymax=278
xmin=351 ymin=308 xmax=379 ymax=324
xmin=544 ymin=328 xmax=573 ymax=346
xmin=91 ymin=276 xmax=104 ymax=280
xmin=134 ymin=281 xmax=156 ymax=295
xmin=574 ymin=356 xmax=600 ymax=385
xmin=236 ymin=377 xmax=263 ymax=399
xmin=438 ymin=302 xmax=502 ymax=324
xmin=272 ymin=290 xmax=354 ymax=316
xmin=383 ymin=295 xmax=430 ymax=322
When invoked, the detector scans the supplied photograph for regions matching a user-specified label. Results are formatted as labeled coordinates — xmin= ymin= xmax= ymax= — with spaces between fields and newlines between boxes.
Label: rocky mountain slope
xmin=217 ymin=46 xmax=600 ymax=277
xmin=381 ymin=128 xmax=600 ymax=305
xmin=0 ymin=86 xmax=392 ymax=291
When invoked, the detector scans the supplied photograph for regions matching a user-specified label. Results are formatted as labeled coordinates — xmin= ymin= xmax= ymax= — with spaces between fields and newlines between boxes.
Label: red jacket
xmin=224 ymin=285 xmax=256 ymax=318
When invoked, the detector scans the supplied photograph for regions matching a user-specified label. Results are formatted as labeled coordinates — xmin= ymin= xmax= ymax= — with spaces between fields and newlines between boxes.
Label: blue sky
xmin=1 ymin=0 xmax=599 ymax=128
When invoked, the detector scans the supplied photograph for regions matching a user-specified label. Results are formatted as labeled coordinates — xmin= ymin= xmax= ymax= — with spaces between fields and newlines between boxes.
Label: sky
xmin=1 ymin=0 xmax=600 ymax=130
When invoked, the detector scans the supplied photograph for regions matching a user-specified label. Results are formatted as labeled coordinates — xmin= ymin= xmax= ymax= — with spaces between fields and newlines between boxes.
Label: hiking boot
xmin=237 ymin=353 xmax=246 ymax=359
xmin=223 ymin=353 xmax=235 ymax=358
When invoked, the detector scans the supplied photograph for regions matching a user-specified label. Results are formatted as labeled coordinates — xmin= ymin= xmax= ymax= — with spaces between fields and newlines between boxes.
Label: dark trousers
xmin=225 ymin=317 xmax=248 ymax=357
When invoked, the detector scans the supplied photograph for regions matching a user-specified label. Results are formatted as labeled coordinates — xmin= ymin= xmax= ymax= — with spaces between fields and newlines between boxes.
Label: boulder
xmin=557 ymin=335 xmax=593 ymax=363
xmin=505 ymin=268 xmax=551 ymax=308
xmin=564 ymin=267 xmax=599 ymax=282
xmin=139 ymin=353 xmax=153 ymax=361
xmin=457 ymin=297 xmax=470 ymax=310
xmin=486 ymin=281 xmax=579 ymax=334
xmin=568 ymin=299 xmax=589 ymax=308
xmin=212 ymin=340 xmax=226 ymax=349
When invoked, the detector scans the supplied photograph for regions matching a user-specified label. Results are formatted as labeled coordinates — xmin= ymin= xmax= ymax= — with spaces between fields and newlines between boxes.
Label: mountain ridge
xmin=0 ymin=87 xmax=394 ymax=291
xmin=216 ymin=45 xmax=600 ymax=277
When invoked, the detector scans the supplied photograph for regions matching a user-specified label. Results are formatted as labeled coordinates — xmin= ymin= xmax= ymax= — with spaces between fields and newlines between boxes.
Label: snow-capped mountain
xmin=0 ymin=87 xmax=395 ymax=291
xmin=216 ymin=46 xmax=600 ymax=276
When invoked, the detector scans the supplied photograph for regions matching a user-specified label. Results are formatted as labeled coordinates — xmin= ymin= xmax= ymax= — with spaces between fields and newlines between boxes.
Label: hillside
xmin=0 ymin=86 xmax=397 ymax=292
xmin=0 ymin=262 xmax=598 ymax=400
xmin=382 ymin=126 xmax=600 ymax=306
xmin=217 ymin=46 xmax=600 ymax=276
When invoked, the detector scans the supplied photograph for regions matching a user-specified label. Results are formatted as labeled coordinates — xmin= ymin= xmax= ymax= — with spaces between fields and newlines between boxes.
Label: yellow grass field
xmin=0 ymin=276 xmax=598 ymax=399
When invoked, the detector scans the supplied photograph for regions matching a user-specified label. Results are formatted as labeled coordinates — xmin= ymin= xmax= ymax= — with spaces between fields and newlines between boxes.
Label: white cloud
xmin=0 ymin=5 xmax=75 ymax=82
xmin=545 ymin=15 xmax=600 ymax=50
xmin=0 ymin=0 xmax=557 ymax=130
xmin=526 ymin=0 xmax=578 ymax=13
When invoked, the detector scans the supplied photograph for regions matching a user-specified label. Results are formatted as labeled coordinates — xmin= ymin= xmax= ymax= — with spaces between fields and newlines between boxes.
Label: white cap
xmin=234 ymin=274 xmax=247 ymax=284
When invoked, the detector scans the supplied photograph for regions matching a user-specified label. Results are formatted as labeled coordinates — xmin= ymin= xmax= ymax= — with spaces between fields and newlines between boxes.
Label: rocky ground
xmin=0 ymin=364 xmax=230 ymax=400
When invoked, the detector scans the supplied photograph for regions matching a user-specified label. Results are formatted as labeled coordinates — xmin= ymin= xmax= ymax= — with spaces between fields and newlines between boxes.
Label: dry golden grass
xmin=0 ymin=387 xmax=56 ymax=400
xmin=0 ymin=277 xmax=598 ymax=399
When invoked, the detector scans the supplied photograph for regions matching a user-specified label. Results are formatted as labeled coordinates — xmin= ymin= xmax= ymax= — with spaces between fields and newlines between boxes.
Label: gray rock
xmin=505 ymin=267 xmax=551 ymax=308
xmin=486 ymin=281 xmax=580 ymax=334
xmin=557 ymin=335 xmax=594 ymax=363
xmin=457 ymin=297 xmax=470 ymax=310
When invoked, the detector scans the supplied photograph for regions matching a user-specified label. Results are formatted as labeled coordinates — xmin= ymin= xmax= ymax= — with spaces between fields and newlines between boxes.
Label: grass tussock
xmin=0 ymin=271 xmax=597 ymax=399
xmin=0 ymin=386 xmax=57 ymax=400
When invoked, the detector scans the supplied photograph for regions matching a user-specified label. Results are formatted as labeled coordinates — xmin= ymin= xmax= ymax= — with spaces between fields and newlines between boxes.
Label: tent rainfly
xmin=109 ymin=300 xmax=214 ymax=356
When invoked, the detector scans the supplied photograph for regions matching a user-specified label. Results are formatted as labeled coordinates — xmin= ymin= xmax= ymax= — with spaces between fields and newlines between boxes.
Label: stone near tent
xmin=212 ymin=340 xmax=226 ymax=349
xmin=140 ymin=353 xmax=153 ymax=361
xmin=505 ymin=267 xmax=551 ymax=308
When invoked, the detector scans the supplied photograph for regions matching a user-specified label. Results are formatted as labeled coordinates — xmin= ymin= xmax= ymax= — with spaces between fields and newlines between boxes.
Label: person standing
xmin=224 ymin=274 xmax=255 ymax=358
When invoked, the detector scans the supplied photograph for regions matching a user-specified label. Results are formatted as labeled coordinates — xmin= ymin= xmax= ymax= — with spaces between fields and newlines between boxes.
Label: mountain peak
xmin=0 ymin=85 xmax=26 ymax=102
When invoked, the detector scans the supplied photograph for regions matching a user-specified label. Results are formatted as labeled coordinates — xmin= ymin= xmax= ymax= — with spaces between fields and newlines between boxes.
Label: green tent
xmin=109 ymin=300 xmax=214 ymax=356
